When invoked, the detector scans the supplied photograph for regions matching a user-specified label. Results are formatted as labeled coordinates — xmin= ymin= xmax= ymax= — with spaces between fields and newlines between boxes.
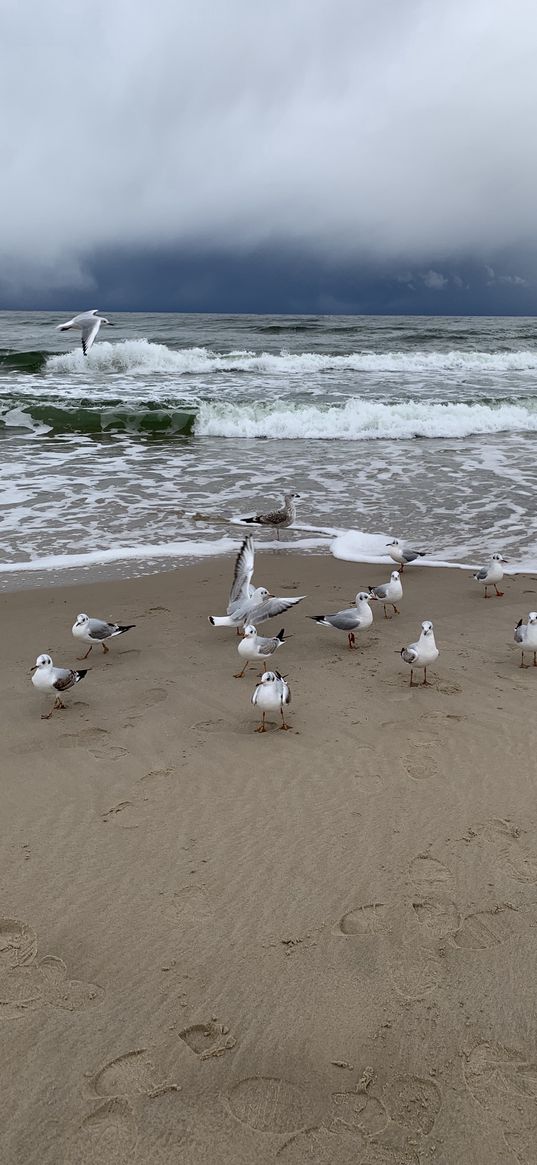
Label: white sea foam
xmin=46 ymin=339 xmax=537 ymax=377
xmin=331 ymin=531 xmax=532 ymax=572
xmin=196 ymin=398 xmax=537 ymax=440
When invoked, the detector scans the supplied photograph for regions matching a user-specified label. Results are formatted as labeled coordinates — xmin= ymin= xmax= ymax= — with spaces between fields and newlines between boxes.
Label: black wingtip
xmin=76 ymin=669 xmax=88 ymax=680
xmin=308 ymin=615 xmax=324 ymax=623
xmin=515 ymin=618 xmax=523 ymax=628
xmin=118 ymin=625 xmax=136 ymax=633
xmin=208 ymin=616 xmax=216 ymax=625
xmin=241 ymin=516 xmax=256 ymax=524
xmin=276 ymin=628 xmax=285 ymax=640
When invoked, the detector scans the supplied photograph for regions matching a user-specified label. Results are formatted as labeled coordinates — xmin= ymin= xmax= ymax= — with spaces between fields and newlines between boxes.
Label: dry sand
xmin=2 ymin=550 xmax=537 ymax=1165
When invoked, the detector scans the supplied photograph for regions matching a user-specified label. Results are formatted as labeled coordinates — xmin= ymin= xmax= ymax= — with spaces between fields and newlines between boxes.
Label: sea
xmin=1 ymin=311 xmax=537 ymax=589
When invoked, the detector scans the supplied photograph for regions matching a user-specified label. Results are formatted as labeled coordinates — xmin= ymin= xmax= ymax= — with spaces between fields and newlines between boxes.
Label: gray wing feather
xmin=87 ymin=618 xmax=116 ymax=640
xmin=402 ymin=550 xmax=420 ymax=563
xmin=248 ymin=595 xmax=305 ymax=622
xmin=228 ymin=538 xmax=254 ymax=609
xmin=514 ymin=624 xmax=527 ymax=644
xmin=474 ymin=567 xmax=488 ymax=581
xmin=323 ymin=610 xmax=359 ymax=630
xmin=401 ymin=645 xmax=419 ymax=664
xmin=257 ymin=637 xmax=279 ymax=655
xmin=371 ymin=584 xmax=388 ymax=599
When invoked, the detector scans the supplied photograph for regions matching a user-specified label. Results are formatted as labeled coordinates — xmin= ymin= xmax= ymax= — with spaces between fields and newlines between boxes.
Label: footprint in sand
xmin=277 ymin=1125 xmax=364 ymax=1164
xmin=337 ymin=903 xmax=390 ymax=937
xmin=169 ymin=884 xmax=213 ymax=928
xmin=402 ymin=750 xmax=438 ymax=782
xmin=57 ymin=728 xmax=109 ymax=750
xmin=189 ymin=718 xmax=226 ymax=733
xmin=88 ymin=1050 xmax=163 ymax=1098
xmin=478 ymin=818 xmax=537 ymax=884
xmin=0 ymin=919 xmax=103 ymax=1020
xmin=453 ymin=905 xmax=523 ymax=949
xmin=411 ymin=896 xmax=461 ymax=941
xmin=69 ymin=1098 xmax=138 ymax=1165
xmin=387 ymin=945 xmax=445 ymax=1001
xmin=408 ymin=853 xmax=454 ymax=893
xmin=178 ymin=1020 xmax=236 ymax=1059
xmin=330 ymin=1088 xmax=389 ymax=1136
xmin=101 ymin=801 xmax=145 ymax=830
xmin=227 ymin=1076 xmax=315 ymax=1134
xmin=464 ymin=1039 xmax=537 ymax=1144
xmin=381 ymin=1075 xmax=442 ymax=1136
xmin=90 ymin=746 xmax=129 ymax=762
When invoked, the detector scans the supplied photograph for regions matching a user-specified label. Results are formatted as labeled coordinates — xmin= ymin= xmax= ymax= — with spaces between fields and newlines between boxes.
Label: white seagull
xmin=386 ymin=539 xmax=426 ymax=571
xmin=72 ymin=613 xmax=136 ymax=660
xmin=209 ymin=582 xmax=305 ymax=629
xmin=30 ymin=654 xmax=88 ymax=719
xmin=368 ymin=570 xmax=403 ymax=618
xmin=308 ymin=591 xmax=373 ymax=650
xmin=472 ymin=553 xmax=507 ymax=598
xmin=56 ymin=309 xmax=114 ymax=355
xmin=400 ymin=620 xmax=439 ymax=686
xmin=241 ymin=493 xmax=300 ymax=540
xmin=251 ymin=670 xmax=291 ymax=732
xmin=514 ymin=612 xmax=537 ymax=668
xmin=234 ymin=624 xmax=288 ymax=679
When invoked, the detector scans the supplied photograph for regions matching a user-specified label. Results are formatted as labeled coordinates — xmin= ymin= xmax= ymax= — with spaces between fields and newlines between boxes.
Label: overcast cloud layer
xmin=2 ymin=0 xmax=537 ymax=304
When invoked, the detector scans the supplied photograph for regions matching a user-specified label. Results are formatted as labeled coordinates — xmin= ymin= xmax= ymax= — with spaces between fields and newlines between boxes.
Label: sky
xmin=2 ymin=0 xmax=537 ymax=314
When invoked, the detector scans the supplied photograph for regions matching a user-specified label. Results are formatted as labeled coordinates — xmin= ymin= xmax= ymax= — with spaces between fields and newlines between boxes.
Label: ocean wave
xmin=196 ymin=397 xmax=537 ymax=440
xmin=0 ymin=399 xmax=196 ymax=436
xmin=42 ymin=338 xmax=537 ymax=376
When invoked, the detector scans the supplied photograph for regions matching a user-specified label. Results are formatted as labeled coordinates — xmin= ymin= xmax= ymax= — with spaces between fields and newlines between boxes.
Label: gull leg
xmin=494 ymin=584 xmax=504 ymax=597
xmin=279 ymin=706 xmax=291 ymax=730
xmin=233 ymin=660 xmax=249 ymax=679
xmin=348 ymin=631 xmax=356 ymax=649
xmin=383 ymin=604 xmax=391 ymax=620
xmin=78 ymin=644 xmax=93 ymax=660
xmin=255 ymin=711 xmax=267 ymax=733
xmin=409 ymin=669 xmax=419 ymax=687
xmin=276 ymin=528 xmax=280 ymax=541
xmin=520 ymin=652 xmax=528 ymax=668
xmin=483 ymin=586 xmax=490 ymax=598
xmin=422 ymin=667 xmax=432 ymax=686
xmin=102 ymin=641 xmax=110 ymax=653
xmin=236 ymin=627 xmax=241 ymax=636
xmin=393 ymin=604 xmax=400 ymax=615
xmin=534 ymin=652 xmax=537 ymax=667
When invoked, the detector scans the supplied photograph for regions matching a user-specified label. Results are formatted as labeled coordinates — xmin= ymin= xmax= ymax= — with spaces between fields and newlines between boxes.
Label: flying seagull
xmin=56 ymin=309 xmax=114 ymax=355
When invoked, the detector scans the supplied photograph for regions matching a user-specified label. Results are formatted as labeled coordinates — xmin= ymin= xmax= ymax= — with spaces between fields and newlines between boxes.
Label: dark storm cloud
xmin=1 ymin=0 xmax=537 ymax=303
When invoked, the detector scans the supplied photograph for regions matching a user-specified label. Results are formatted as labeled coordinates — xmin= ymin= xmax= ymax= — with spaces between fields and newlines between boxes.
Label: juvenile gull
xmin=386 ymin=539 xmax=426 ymax=571
xmin=251 ymin=670 xmax=291 ymax=732
xmin=72 ymin=613 xmax=136 ymax=660
xmin=209 ymin=586 xmax=305 ymax=630
xmin=241 ymin=493 xmax=300 ymax=540
xmin=56 ymin=309 xmax=114 ymax=355
xmin=234 ymin=624 xmax=288 ymax=679
xmin=400 ymin=620 xmax=439 ymax=686
xmin=472 ymin=553 xmax=507 ymax=598
xmin=369 ymin=570 xmax=403 ymax=619
xmin=30 ymin=654 xmax=88 ymax=719
xmin=514 ymin=612 xmax=537 ymax=668
xmin=227 ymin=537 xmax=262 ymax=633
xmin=308 ymin=591 xmax=373 ymax=650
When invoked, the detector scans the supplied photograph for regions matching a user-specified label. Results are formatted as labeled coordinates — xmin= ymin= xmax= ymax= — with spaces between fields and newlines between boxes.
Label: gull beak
xmin=28 ymin=665 xmax=38 ymax=673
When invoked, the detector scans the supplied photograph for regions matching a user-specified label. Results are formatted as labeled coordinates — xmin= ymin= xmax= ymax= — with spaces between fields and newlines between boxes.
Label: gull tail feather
xmin=209 ymin=615 xmax=235 ymax=626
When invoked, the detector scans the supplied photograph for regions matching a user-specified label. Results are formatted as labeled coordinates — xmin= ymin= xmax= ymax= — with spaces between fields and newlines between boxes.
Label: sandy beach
xmin=2 ymin=549 xmax=537 ymax=1164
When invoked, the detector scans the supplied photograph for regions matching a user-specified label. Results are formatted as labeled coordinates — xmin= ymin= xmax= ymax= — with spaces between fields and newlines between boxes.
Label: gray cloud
xmin=2 ymin=0 xmax=537 ymax=295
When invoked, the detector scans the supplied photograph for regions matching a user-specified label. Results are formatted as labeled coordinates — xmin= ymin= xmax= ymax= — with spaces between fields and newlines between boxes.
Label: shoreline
xmin=4 ymin=551 xmax=537 ymax=1163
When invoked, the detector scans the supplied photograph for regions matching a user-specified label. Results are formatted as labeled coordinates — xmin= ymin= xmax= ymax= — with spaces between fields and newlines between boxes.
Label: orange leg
xmin=255 ymin=711 xmax=267 ymax=733
xmin=494 ymin=585 xmax=504 ymax=597
xmin=78 ymin=644 xmax=93 ymax=660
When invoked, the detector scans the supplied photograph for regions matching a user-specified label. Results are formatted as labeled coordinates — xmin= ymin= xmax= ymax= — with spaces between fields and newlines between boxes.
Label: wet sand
xmin=2 ymin=550 xmax=537 ymax=1164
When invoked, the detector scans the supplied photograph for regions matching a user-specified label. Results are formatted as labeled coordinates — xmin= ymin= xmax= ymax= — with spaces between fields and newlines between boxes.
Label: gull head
xmin=391 ymin=571 xmax=400 ymax=580
xmin=529 ymin=612 xmax=537 ymax=624
xmin=492 ymin=552 xmax=507 ymax=562
xmin=32 ymin=654 xmax=53 ymax=672
xmin=386 ymin=539 xmax=399 ymax=547
xmin=260 ymin=671 xmax=278 ymax=683
xmin=421 ymin=620 xmax=434 ymax=636
xmin=253 ymin=586 xmax=271 ymax=602
xmin=75 ymin=613 xmax=89 ymax=627
xmin=243 ymin=624 xmax=256 ymax=638
xmin=285 ymin=492 xmax=301 ymax=501
xmin=356 ymin=592 xmax=371 ymax=604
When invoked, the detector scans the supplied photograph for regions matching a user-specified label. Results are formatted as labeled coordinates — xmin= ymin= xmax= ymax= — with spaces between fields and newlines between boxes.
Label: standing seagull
xmin=308 ymin=592 xmax=373 ymax=650
xmin=56 ymin=309 xmax=114 ymax=355
xmin=472 ymin=553 xmax=507 ymax=598
xmin=369 ymin=570 xmax=403 ymax=618
xmin=514 ymin=612 xmax=537 ymax=668
xmin=400 ymin=621 xmax=439 ymax=686
xmin=234 ymin=625 xmax=288 ymax=678
xmin=251 ymin=670 xmax=291 ymax=732
xmin=30 ymin=654 xmax=88 ymax=719
xmin=386 ymin=539 xmax=426 ymax=571
xmin=72 ymin=613 xmax=135 ymax=660
xmin=241 ymin=493 xmax=300 ymax=540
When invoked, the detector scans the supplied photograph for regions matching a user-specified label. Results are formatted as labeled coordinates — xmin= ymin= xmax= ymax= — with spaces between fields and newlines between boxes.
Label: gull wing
xmin=87 ymin=618 xmax=116 ymax=640
xmin=81 ymin=316 xmax=101 ymax=355
xmin=474 ymin=567 xmax=488 ymax=581
xmin=401 ymin=644 xmax=419 ymax=664
xmin=256 ymin=635 xmax=279 ymax=655
xmin=53 ymin=668 xmax=79 ymax=692
xmin=514 ymin=620 xmax=526 ymax=644
xmin=248 ymin=595 xmax=305 ymax=622
xmin=228 ymin=537 xmax=255 ymax=610
xmin=371 ymin=583 xmax=389 ymax=599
